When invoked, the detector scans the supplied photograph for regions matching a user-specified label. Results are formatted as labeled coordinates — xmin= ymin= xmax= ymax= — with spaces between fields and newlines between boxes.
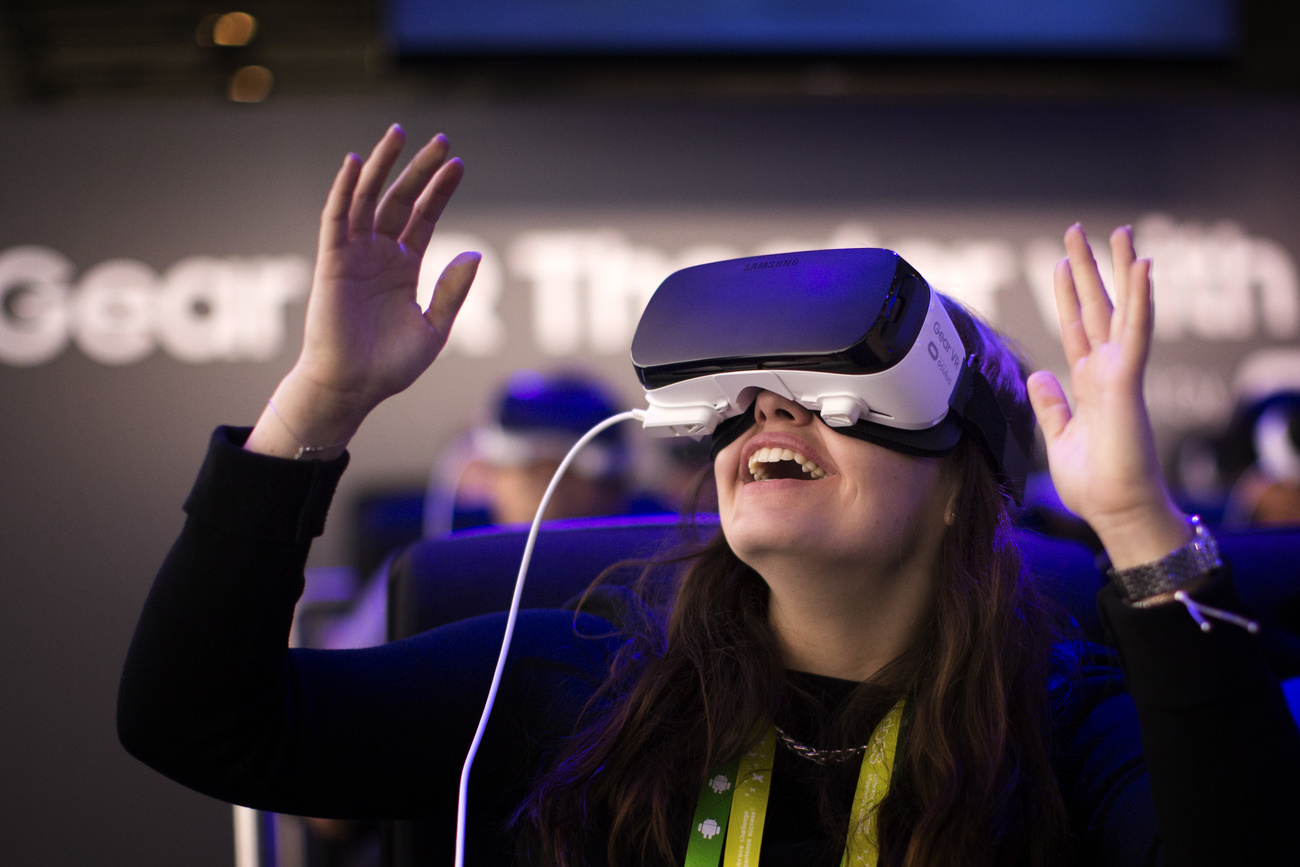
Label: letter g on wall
xmin=0 ymin=246 xmax=72 ymax=366
xmin=0 ymin=246 xmax=310 ymax=367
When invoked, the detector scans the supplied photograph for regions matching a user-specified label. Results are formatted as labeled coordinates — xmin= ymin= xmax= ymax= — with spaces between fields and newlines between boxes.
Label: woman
xmin=118 ymin=126 xmax=1300 ymax=866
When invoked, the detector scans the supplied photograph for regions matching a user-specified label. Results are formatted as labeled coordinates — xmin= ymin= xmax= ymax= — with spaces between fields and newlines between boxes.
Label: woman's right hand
xmin=246 ymin=125 xmax=480 ymax=460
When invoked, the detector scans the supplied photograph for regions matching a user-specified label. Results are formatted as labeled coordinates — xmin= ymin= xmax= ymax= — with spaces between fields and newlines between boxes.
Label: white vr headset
xmin=629 ymin=248 xmax=1032 ymax=503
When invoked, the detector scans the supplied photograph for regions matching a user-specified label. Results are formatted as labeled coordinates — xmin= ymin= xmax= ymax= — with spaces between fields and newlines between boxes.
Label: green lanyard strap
xmin=684 ymin=755 xmax=742 ymax=867
xmin=684 ymin=698 xmax=906 ymax=867
xmin=841 ymin=698 xmax=905 ymax=866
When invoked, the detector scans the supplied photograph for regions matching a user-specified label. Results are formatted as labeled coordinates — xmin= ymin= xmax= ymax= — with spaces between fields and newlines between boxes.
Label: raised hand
xmin=247 ymin=125 xmax=480 ymax=460
xmin=1026 ymin=224 xmax=1189 ymax=569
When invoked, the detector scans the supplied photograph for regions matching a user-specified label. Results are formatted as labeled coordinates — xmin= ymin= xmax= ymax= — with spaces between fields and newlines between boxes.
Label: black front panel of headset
xmin=631 ymin=248 xmax=929 ymax=388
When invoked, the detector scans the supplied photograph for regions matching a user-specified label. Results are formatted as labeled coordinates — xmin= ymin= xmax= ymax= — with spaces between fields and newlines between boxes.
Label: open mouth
xmin=747 ymin=447 xmax=829 ymax=482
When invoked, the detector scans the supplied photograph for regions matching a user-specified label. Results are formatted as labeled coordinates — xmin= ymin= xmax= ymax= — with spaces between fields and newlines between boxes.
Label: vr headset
xmin=629 ymin=248 xmax=1032 ymax=504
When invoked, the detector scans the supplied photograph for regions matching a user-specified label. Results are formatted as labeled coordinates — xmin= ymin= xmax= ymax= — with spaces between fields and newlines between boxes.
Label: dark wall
xmin=2 ymin=94 xmax=1298 ymax=865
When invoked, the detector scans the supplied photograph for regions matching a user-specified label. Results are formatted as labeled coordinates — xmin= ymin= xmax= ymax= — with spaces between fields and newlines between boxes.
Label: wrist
xmin=278 ymin=368 xmax=372 ymax=438
xmin=265 ymin=399 xmax=351 ymax=460
xmin=244 ymin=371 xmax=368 ymax=460
xmin=1089 ymin=496 xmax=1190 ymax=570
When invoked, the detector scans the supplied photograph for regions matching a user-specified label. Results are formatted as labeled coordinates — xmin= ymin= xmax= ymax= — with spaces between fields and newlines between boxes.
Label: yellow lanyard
xmin=684 ymin=698 xmax=906 ymax=867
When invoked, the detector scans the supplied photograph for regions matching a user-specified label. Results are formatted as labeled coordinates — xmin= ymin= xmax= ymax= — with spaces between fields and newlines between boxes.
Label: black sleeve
xmin=1060 ymin=567 xmax=1300 ymax=867
xmin=1052 ymin=642 xmax=1161 ymax=866
xmin=117 ymin=427 xmax=616 ymax=822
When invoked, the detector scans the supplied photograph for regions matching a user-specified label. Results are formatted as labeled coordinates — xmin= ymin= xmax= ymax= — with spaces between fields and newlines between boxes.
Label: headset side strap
xmin=948 ymin=354 xmax=1030 ymax=505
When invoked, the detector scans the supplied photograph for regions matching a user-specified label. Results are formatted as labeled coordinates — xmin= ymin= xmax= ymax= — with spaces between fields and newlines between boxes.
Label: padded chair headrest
xmin=384 ymin=516 xmax=1300 ymax=677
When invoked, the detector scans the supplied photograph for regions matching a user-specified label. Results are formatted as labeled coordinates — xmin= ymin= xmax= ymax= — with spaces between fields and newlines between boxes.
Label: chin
xmin=724 ymin=516 xmax=843 ymax=567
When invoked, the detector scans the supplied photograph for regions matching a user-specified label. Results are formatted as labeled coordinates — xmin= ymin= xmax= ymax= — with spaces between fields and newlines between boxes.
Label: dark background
xmin=2 ymin=3 xmax=1300 ymax=865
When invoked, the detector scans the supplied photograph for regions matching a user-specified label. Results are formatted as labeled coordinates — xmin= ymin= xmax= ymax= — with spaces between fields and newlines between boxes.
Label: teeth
xmin=747 ymin=446 xmax=828 ymax=481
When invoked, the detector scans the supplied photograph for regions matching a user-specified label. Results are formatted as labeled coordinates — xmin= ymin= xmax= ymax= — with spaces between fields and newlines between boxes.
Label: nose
xmin=753 ymin=390 xmax=815 ymax=427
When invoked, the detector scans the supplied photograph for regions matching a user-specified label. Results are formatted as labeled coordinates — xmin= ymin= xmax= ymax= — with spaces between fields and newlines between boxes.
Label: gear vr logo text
xmin=0 ymin=246 xmax=310 ymax=367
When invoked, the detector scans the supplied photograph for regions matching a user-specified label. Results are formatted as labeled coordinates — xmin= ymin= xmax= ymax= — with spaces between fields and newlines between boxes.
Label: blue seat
xmin=386 ymin=516 xmax=1300 ymax=663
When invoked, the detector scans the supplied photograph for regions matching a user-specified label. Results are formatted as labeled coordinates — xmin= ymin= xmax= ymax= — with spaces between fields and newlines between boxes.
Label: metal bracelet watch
xmin=1107 ymin=515 xmax=1223 ymax=605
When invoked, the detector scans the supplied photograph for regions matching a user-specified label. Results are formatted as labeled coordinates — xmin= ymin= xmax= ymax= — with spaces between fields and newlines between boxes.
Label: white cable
xmin=455 ymin=408 xmax=645 ymax=867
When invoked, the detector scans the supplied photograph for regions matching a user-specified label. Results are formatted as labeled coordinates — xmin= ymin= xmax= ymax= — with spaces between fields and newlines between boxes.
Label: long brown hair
xmin=512 ymin=297 xmax=1074 ymax=866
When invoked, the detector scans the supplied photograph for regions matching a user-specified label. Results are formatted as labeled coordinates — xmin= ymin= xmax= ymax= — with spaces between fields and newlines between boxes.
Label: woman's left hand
xmin=1026 ymin=224 xmax=1190 ymax=569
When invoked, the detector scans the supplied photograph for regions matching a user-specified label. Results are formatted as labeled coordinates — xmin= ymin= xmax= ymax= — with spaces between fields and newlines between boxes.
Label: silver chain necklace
xmin=772 ymin=724 xmax=870 ymax=765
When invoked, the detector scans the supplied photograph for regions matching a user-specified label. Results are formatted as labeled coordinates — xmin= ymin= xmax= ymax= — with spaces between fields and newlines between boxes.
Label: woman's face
xmin=715 ymin=390 xmax=956 ymax=578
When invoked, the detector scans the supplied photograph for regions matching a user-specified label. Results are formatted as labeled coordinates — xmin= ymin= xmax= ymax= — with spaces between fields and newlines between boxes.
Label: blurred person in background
xmin=425 ymin=370 xmax=658 ymax=535
xmin=1223 ymin=392 xmax=1300 ymax=526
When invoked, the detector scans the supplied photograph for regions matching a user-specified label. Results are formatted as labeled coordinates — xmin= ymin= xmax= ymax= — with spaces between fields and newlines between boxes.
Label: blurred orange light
xmin=213 ymin=12 xmax=257 ymax=47
xmin=228 ymin=65 xmax=273 ymax=102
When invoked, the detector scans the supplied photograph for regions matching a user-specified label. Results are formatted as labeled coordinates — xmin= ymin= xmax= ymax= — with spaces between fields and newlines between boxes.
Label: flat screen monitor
xmin=387 ymin=0 xmax=1238 ymax=57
